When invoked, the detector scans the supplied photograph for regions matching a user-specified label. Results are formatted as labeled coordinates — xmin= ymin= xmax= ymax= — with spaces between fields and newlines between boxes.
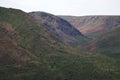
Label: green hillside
xmin=96 ymin=27 xmax=120 ymax=58
xmin=84 ymin=26 xmax=120 ymax=58
xmin=0 ymin=21 xmax=35 ymax=64
xmin=0 ymin=7 xmax=120 ymax=80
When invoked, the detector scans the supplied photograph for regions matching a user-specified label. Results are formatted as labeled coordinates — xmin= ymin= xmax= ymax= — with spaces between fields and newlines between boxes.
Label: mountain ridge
xmin=60 ymin=16 xmax=120 ymax=38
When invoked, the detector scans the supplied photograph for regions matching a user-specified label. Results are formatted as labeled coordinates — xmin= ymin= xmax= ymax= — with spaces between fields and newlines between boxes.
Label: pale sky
xmin=0 ymin=0 xmax=120 ymax=16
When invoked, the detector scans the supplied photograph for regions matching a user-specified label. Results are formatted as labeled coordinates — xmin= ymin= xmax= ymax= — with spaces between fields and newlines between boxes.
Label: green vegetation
xmin=95 ymin=27 xmax=120 ymax=58
xmin=0 ymin=50 xmax=120 ymax=80
xmin=0 ymin=7 xmax=120 ymax=80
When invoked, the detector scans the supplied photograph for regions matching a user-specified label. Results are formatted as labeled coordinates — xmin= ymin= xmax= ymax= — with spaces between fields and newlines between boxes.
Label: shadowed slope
xmin=29 ymin=12 xmax=88 ymax=46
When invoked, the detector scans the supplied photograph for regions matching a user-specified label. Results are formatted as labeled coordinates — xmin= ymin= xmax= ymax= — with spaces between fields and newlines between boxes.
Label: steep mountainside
xmin=83 ymin=26 xmax=120 ymax=58
xmin=29 ymin=12 xmax=88 ymax=45
xmin=0 ymin=7 xmax=66 ymax=54
xmin=60 ymin=16 xmax=120 ymax=38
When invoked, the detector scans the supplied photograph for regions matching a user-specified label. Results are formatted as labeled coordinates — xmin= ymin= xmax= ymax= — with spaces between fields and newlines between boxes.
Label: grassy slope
xmin=96 ymin=27 xmax=120 ymax=58
xmin=0 ymin=21 xmax=35 ymax=64
xmin=0 ymin=7 xmax=120 ymax=80
xmin=84 ymin=26 xmax=120 ymax=58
